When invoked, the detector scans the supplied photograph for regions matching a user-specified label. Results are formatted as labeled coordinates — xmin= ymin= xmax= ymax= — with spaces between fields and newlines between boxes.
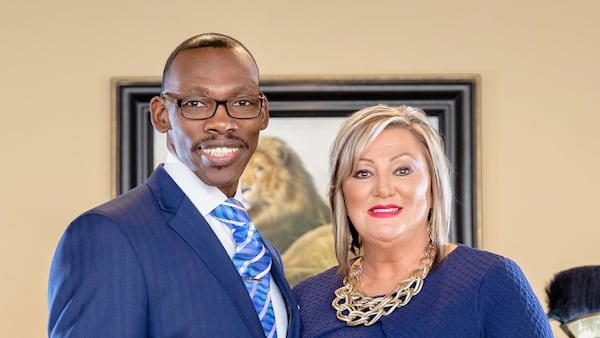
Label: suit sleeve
xmin=48 ymin=212 xmax=148 ymax=337
xmin=479 ymin=258 xmax=553 ymax=338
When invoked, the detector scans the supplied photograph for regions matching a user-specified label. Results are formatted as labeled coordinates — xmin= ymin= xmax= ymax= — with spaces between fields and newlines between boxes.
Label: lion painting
xmin=281 ymin=223 xmax=337 ymax=286
xmin=241 ymin=136 xmax=331 ymax=252
xmin=241 ymin=135 xmax=337 ymax=284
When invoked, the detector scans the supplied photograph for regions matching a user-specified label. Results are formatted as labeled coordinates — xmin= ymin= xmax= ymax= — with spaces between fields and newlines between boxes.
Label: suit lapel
xmin=265 ymin=241 xmax=300 ymax=337
xmin=146 ymin=167 xmax=265 ymax=338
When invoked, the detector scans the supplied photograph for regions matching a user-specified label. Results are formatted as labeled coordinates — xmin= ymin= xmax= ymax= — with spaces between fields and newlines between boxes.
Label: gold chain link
xmin=332 ymin=243 xmax=436 ymax=326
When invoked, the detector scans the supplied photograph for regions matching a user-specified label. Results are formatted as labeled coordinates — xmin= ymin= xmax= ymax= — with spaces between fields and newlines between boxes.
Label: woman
xmin=292 ymin=105 xmax=552 ymax=337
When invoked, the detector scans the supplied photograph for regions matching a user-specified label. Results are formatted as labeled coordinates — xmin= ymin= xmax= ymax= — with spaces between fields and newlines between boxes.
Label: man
xmin=48 ymin=33 xmax=300 ymax=337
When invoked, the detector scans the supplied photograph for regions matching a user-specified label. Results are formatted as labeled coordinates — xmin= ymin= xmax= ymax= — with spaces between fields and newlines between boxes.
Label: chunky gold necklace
xmin=332 ymin=243 xmax=436 ymax=326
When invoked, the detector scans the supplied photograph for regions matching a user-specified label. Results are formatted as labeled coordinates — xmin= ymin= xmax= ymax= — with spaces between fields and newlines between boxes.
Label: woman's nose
xmin=373 ymin=174 xmax=394 ymax=197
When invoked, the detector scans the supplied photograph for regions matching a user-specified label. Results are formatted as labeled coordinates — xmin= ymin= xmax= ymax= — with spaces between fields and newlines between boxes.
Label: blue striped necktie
xmin=211 ymin=198 xmax=277 ymax=338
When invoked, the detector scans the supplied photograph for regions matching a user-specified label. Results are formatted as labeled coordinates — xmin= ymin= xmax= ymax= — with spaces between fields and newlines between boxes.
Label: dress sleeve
xmin=478 ymin=257 xmax=553 ymax=338
xmin=47 ymin=213 xmax=148 ymax=337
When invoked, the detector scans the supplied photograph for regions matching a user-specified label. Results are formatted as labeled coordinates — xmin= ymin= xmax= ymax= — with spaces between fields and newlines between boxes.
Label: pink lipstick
xmin=368 ymin=204 xmax=402 ymax=218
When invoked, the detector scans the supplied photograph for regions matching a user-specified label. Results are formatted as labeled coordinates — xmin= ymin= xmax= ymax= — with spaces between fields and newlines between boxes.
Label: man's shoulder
xmin=74 ymin=168 xmax=175 ymax=225
xmin=93 ymin=166 xmax=180 ymax=215
xmin=96 ymin=184 xmax=154 ymax=214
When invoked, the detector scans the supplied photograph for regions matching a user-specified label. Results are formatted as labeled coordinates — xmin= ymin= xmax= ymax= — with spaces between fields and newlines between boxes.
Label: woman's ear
xmin=150 ymin=96 xmax=171 ymax=132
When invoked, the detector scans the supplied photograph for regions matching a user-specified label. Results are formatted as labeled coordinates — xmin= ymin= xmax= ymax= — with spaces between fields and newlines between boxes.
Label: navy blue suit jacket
xmin=48 ymin=166 xmax=300 ymax=337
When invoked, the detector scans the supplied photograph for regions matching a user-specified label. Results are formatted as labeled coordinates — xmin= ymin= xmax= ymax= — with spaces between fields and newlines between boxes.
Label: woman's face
xmin=342 ymin=127 xmax=432 ymax=248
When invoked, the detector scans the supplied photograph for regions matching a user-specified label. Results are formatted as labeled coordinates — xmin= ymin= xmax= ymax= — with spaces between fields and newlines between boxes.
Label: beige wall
xmin=1 ymin=1 xmax=598 ymax=336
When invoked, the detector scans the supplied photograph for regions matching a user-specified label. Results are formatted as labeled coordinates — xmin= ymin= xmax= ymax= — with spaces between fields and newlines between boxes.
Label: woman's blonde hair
xmin=329 ymin=104 xmax=452 ymax=276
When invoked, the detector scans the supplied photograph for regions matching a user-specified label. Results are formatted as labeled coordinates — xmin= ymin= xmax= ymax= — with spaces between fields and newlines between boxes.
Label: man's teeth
xmin=205 ymin=147 xmax=236 ymax=157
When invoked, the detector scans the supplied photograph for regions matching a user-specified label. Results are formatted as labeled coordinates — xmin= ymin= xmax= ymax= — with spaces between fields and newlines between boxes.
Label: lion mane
xmin=241 ymin=136 xmax=331 ymax=252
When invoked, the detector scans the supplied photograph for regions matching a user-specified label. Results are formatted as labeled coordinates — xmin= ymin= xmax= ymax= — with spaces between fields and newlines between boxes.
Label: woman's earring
xmin=427 ymin=209 xmax=434 ymax=244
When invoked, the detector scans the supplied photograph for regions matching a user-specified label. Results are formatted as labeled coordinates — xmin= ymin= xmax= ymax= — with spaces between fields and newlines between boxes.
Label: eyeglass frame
xmin=160 ymin=92 xmax=266 ymax=120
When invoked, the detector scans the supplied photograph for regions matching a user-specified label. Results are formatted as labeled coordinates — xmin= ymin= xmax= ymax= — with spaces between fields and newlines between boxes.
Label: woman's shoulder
xmin=447 ymin=247 xmax=552 ymax=336
xmin=447 ymin=244 xmax=515 ymax=265
xmin=292 ymin=266 xmax=345 ymax=309
xmin=292 ymin=266 xmax=341 ymax=296
xmin=440 ymin=244 xmax=523 ymax=280
xmin=292 ymin=267 xmax=356 ymax=337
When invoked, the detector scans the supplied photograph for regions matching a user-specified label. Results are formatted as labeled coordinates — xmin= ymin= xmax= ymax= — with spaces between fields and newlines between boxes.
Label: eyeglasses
xmin=161 ymin=93 xmax=265 ymax=120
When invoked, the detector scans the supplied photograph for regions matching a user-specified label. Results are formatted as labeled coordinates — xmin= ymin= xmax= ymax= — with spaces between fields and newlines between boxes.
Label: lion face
xmin=241 ymin=150 xmax=279 ymax=210
xmin=241 ymin=137 xmax=296 ymax=213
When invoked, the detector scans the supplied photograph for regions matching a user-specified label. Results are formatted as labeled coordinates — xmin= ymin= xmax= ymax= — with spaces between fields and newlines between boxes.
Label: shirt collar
xmin=162 ymin=151 xmax=243 ymax=215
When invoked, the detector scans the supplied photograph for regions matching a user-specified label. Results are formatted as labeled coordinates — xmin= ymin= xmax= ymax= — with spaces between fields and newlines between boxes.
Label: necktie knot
xmin=211 ymin=198 xmax=250 ymax=225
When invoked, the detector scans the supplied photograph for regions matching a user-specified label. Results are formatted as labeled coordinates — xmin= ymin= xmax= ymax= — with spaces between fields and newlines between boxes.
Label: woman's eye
xmin=353 ymin=170 xmax=372 ymax=179
xmin=395 ymin=167 xmax=414 ymax=176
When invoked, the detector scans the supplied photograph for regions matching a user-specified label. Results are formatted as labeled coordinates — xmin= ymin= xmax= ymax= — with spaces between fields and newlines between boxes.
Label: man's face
xmin=151 ymin=47 xmax=269 ymax=197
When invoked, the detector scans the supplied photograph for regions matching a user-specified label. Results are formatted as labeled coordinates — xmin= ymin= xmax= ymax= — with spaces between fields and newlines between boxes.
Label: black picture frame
xmin=112 ymin=75 xmax=481 ymax=248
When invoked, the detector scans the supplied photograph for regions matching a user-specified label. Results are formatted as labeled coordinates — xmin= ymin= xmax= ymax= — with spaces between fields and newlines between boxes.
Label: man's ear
xmin=259 ymin=94 xmax=269 ymax=130
xmin=150 ymin=96 xmax=171 ymax=132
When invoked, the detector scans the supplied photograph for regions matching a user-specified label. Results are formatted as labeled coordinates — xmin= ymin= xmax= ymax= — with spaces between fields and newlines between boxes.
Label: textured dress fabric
xmin=292 ymin=245 xmax=553 ymax=338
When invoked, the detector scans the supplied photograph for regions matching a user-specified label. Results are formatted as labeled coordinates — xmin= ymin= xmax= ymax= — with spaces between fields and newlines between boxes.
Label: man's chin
xmin=196 ymin=168 xmax=242 ymax=193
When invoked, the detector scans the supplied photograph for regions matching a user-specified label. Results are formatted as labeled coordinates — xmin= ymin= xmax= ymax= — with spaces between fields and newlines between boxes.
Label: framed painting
xmin=112 ymin=75 xmax=480 ymax=285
